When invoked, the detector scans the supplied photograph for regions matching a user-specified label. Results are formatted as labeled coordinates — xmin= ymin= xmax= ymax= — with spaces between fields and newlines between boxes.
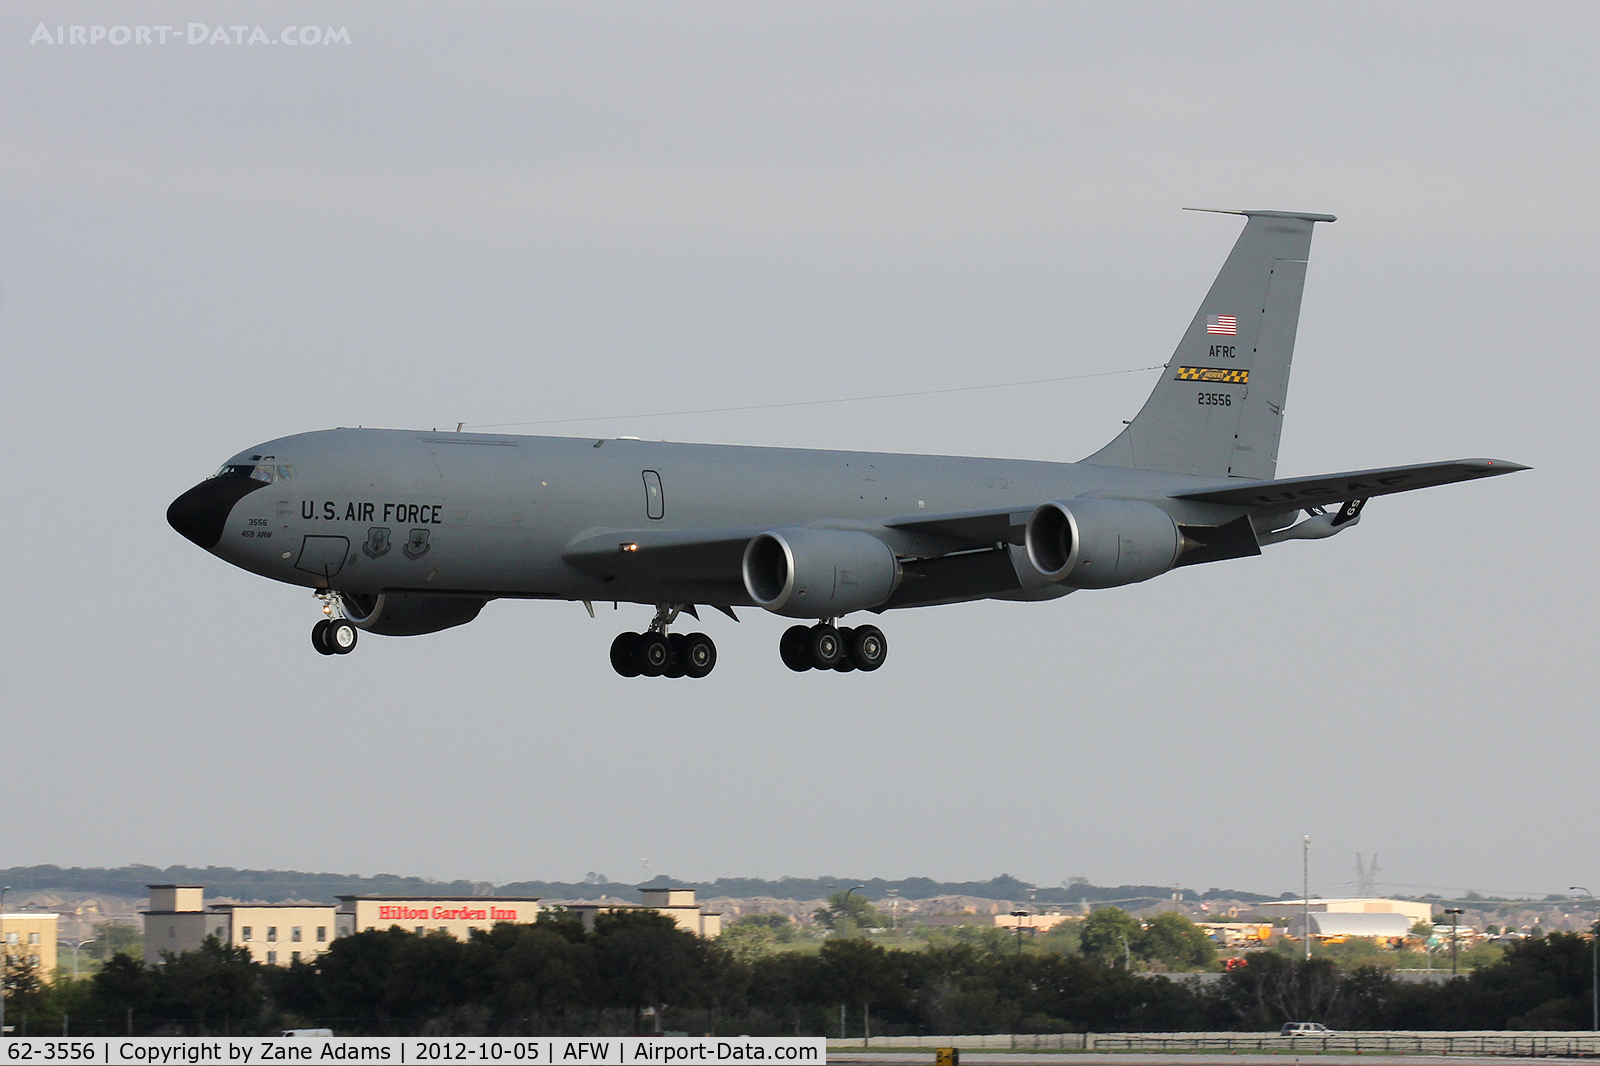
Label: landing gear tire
xmin=833 ymin=627 xmax=858 ymax=672
xmin=807 ymin=624 xmax=843 ymax=670
xmin=327 ymin=619 xmax=358 ymax=654
xmin=682 ymin=633 xmax=717 ymax=678
xmin=610 ymin=632 xmax=643 ymax=677
xmin=312 ymin=619 xmax=336 ymax=656
xmin=779 ymin=625 xmax=813 ymax=672
xmin=849 ymin=624 xmax=887 ymax=671
xmin=663 ymin=634 xmax=689 ymax=678
xmin=638 ymin=633 xmax=672 ymax=677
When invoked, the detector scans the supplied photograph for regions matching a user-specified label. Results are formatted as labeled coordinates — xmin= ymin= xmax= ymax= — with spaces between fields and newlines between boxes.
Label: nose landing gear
xmin=312 ymin=591 xmax=357 ymax=655
xmin=780 ymin=622 xmax=887 ymax=673
xmin=312 ymin=617 xmax=357 ymax=655
xmin=610 ymin=605 xmax=717 ymax=679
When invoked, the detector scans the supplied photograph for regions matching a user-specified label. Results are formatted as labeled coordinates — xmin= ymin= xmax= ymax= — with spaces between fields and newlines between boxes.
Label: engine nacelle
xmin=742 ymin=528 xmax=901 ymax=618
xmin=337 ymin=593 xmax=486 ymax=636
xmin=1023 ymin=497 xmax=1182 ymax=589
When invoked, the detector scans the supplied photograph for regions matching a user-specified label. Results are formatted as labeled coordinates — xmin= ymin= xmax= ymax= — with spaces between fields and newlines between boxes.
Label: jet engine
xmin=742 ymin=528 xmax=901 ymax=618
xmin=1023 ymin=498 xmax=1182 ymax=589
xmin=336 ymin=593 xmax=486 ymax=636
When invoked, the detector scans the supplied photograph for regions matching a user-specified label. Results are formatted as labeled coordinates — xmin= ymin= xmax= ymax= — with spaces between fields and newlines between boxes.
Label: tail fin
xmin=1083 ymin=209 xmax=1335 ymax=480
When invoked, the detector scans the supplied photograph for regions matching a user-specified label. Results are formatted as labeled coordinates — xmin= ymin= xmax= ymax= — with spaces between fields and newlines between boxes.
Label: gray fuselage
xmin=197 ymin=428 xmax=1233 ymax=608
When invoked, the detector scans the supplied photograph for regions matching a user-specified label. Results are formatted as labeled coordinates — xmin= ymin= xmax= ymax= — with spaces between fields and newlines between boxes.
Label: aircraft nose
xmin=167 ymin=477 xmax=269 ymax=550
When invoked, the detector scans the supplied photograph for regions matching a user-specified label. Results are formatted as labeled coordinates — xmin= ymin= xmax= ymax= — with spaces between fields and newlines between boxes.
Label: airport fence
xmin=829 ymin=1031 xmax=1600 ymax=1056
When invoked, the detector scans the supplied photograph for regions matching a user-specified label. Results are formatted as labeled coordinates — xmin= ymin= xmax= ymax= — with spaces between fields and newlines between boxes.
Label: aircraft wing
xmin=1171 ymin=458 xmax=1528 ymax=509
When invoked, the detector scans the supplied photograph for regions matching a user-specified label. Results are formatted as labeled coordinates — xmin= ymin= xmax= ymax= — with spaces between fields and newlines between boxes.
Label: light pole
xmin=1444 ymin=908 xmax=1464 ymax=975
xmin=887 ymin=889 xmax=899 ymax=933
xmin=58 ymin=938 xmax=96 ymax=982
xmin=1303 ymin=836 xmax=1312 ymax=961
xmin=1571 ymin=887 xmax=1597 ymax=1031
xmin=840 ymin=885 xmax=862 ymax=926
xmin=1010 ymin=911 xmax=1029 ymax=954
xmin=1 ymin=885 xmax=10 ymax=1037
xmin=835 ymin=886 xmax=862 ymax=1040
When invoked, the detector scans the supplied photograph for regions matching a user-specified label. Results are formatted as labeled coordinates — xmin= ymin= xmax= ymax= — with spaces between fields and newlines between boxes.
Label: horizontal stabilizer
xmin=1172 ymin=458 xmax=1528 ymax=509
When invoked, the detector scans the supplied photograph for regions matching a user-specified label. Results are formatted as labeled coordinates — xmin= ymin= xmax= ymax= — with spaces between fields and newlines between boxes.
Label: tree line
xmin=4 ymin=910 xmax=1595 ymax=1037
xmin=0 ymin=866 xmax=1279 ymax=905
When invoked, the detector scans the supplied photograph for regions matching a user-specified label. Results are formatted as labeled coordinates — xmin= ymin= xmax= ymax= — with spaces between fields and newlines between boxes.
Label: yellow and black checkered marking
xmin=1176 ymin=366 xmax=1249 ymax=384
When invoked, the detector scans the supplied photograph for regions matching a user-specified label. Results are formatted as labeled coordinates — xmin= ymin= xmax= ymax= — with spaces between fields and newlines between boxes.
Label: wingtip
xmin=1467 ymin=458 xmax=1531 ymax=473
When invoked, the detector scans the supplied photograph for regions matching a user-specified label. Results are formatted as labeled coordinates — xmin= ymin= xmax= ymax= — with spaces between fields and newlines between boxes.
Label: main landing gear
xmin=779 ymin=622 xmax=887 ymax=673
xmin=611 ymin=605 xmax=717 ymax=679
xmin=312 ymin=590 xmax=357 ymax=656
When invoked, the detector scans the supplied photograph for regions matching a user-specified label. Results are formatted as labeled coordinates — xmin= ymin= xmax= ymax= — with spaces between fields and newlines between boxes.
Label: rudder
xmin=1083 ymin=209 xmax=1335 ymax=480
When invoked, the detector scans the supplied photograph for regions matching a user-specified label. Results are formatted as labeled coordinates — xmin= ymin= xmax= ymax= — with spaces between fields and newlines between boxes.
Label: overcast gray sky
xmin=2 ymin=2 xmax=1590 ymax=901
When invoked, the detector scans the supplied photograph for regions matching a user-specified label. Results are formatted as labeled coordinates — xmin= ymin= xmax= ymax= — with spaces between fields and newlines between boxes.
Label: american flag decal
xmin=1206 ymin=314 xmax=1238 ymax=335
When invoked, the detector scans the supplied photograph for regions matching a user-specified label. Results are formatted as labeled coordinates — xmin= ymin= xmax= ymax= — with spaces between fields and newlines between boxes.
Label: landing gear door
xmin=643 ymin=470 xmax=664 ymax=520
xmin=295 ymin=535 xmax=350 ymax=582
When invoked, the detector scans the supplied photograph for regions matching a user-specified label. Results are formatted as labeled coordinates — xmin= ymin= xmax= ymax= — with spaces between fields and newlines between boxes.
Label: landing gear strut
xmin=780 ymin=622 xmax=887 ymax=673
xmin=312 ymin=592 xmax=358 ymax=655
xmin=611 ymin=605 xmax=717 ymax=679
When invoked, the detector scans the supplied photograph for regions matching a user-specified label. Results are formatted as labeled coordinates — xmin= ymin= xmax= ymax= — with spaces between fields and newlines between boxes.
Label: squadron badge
xmin=404 ymin=528 xmax=431 ymax=560
xmin=362 ymin=526 xmax=392 ymax=559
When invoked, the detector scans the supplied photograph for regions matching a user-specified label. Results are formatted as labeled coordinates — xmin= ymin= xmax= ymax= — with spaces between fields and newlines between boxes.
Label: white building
xmin=1254 ymin=897 xmax=1432 ymax=928
xmin=1288 ymin=912 xmax=1413 ymax=939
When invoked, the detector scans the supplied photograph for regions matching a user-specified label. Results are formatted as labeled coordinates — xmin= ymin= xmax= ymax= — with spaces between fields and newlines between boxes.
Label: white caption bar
xmin=1 ymin=1037 xmax=826 ymax=1065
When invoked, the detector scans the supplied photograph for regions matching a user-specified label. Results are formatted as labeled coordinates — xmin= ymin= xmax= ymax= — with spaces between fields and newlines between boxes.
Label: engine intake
xmin=742 ymin=528 xmax=901 ymax=618
xmin=337 ymin=593 xmax=486 ymax=636
xmin=1024 ymin=498 xmax=1181 ymax=589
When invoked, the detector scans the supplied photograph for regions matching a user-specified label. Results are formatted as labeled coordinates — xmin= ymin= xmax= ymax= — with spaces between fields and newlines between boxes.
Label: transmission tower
xmin=1355 ymin=853 xmax=1380 ymax=896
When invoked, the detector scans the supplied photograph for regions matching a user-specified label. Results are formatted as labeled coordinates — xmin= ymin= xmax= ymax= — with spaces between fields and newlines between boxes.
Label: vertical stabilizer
xmin=1083 ymin=209 xmax=1334 ymax=480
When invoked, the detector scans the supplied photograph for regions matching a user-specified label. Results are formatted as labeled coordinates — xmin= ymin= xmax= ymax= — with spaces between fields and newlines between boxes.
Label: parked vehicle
xmin=1281 ymin=1023 xmax=1332 ymax=1035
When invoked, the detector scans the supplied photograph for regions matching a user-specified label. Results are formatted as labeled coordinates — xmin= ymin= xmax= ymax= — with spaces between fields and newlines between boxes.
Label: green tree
xmin=819 ymin=939 xmax=903 ymax=1038
xmin=465 ymin=921 xmax=597 ymax=1028
xmin=1080 ymin=907 xmax=1141 ymax=967
xmin=592 ymin=910 xmax=713 ymax=1033
xmin=3 ymin=957 xmax=51 ymax=1030
xmin=150 ymin=937 xmax=264 ymax=1033
xmin=315 ymin=927 xmax=463 ymax=1034
xmin=88 ymin=952 xmax=154 ymax=1029
xmin=813 ymin=892 xmax=887 ymax=936
xmin=91 ymin=923 xmax=143 ymax=961
xmin=1134 ymin=913 xmax=1217 ymax=972
xmin=722 ymin=914 xmax=799 ymax=961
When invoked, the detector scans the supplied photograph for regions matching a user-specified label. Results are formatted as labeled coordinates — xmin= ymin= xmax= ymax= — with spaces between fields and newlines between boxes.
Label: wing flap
xmin=1172 ymin=458 xmax=1528 ymax=509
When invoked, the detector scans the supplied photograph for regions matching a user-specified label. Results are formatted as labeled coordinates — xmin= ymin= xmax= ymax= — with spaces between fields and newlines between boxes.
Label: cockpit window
xmin=214 ymin=464 xmax=280 ymax=483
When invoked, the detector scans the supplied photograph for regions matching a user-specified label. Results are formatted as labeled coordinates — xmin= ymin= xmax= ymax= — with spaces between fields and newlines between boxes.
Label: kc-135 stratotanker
xmin=168 ymin=210 xmax=1526 ymax=677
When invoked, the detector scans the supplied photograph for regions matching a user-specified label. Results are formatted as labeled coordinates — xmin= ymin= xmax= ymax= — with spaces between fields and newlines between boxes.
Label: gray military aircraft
xmin=168 ymin=209 xmax=1525 ymax=677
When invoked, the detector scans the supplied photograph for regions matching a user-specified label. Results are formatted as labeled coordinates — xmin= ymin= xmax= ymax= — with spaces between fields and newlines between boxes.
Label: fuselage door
xmin=642 ymin=470 xmax=664 ymax=520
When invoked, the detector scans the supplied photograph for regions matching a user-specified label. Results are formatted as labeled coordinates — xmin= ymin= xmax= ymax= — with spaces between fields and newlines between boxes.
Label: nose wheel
xmin=313 ymin=618 xmax=358 ymax=655
xmin=781 ymin=622 xmax=886 ymax=672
